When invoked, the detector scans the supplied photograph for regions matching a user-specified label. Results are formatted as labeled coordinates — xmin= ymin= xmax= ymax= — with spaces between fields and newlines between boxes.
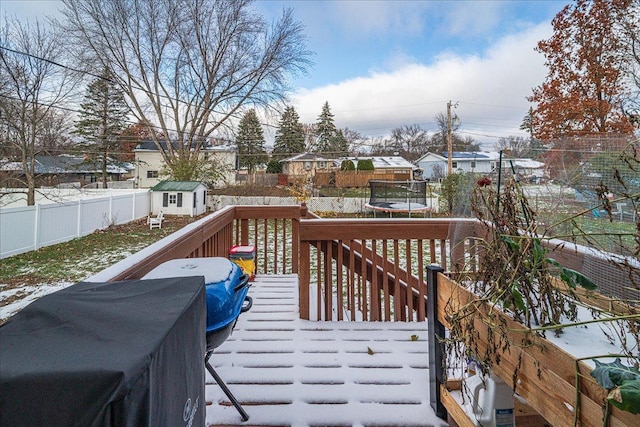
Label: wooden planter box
xmin=430 ymin=270 xmax=639 ymax=427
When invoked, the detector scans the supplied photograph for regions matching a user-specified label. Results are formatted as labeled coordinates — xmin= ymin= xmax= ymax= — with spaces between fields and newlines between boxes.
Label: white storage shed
xmin=150 ymin=181 xmax=207 ymax=216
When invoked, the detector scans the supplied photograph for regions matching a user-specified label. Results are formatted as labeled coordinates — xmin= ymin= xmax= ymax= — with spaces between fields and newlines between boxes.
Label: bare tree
xmin=340 ymin=127 xmax=367 ymax=155
xmin=61 ymin=0 xmax=312 ymax=180
xmin=302 ymin=123 xmax=317 ymax=153
xmin=0 ymin=17 xmax=78 ymax=205
xmin=388 ymin=124 xmax=429 ymax=160
xmin=495 ymin=136 xmax=531 ymax=158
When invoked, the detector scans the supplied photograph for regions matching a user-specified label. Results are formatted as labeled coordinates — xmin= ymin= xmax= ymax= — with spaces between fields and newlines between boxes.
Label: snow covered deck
xmin=205 ymin=274 xmax=446 ymax=427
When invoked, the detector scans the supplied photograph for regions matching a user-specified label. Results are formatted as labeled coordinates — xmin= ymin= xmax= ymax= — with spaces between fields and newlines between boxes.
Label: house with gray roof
xmin=416 ymin=152 xmax=501 ymax=180
xmin=416 ymin=151 xmax=545 ymax=181
xmin=1 ymin=155 xmax=130 ymax=188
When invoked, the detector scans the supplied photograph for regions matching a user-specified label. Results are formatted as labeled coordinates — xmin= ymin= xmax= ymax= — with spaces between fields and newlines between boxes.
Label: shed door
xmin=162 ymin=193 xmax=168 ymax=207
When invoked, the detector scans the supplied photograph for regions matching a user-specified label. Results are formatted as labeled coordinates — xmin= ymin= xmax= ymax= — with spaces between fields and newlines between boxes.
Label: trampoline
xmin=365 ymin=180 xmax=432 ymax=217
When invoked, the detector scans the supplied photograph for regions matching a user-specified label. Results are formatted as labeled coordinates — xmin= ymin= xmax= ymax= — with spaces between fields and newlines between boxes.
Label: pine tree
xmin=333 ymin=128 xmax=349 ymax=156
xmin=273 ymin=106 xmax=305 ymax=159
xmin=74 ymin=70 xmax=129 ymax=187
xmin=236 ymin=109 xmax=267 ymax=174
xmin=314 ymin=101 xmax=338 ymax=155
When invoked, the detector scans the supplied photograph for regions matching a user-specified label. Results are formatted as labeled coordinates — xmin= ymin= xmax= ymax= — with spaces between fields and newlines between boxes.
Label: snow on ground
xmin=205 ymin=274 xmax=448 ymax=427
xmin=0 ymin=282 xmax=74 ymax=321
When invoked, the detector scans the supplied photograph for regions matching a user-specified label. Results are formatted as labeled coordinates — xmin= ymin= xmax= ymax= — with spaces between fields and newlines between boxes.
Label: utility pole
xmin=447 ymin=101 xmax=453 ymax=175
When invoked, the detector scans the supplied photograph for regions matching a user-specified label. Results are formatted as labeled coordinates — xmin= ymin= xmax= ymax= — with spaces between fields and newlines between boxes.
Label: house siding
xmin=135 ymin=148 xmax=236 ymax=189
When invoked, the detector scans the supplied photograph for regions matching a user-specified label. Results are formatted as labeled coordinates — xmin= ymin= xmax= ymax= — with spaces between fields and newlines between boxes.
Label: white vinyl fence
xmin=0 ymin=192 xmax=151 ymax=259
xmin=211 ymin=195 xmax=369 ymax=214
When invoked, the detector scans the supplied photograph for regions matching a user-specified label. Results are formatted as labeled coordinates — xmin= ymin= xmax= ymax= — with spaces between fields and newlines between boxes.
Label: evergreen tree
xmin=340 ymin=159 xmax=355 ymax=171
xmin=333 ymin=129 xmax=349 ymax=156
xmin=236 ymin=109 xmax=267 ymax=174
xmin=74 ymin=70 xmax=129 ymax=187
xmin=314 ymin=101 xmax=338 ymax=155
xmin=273 ymin=106 xmax=305 ymax=159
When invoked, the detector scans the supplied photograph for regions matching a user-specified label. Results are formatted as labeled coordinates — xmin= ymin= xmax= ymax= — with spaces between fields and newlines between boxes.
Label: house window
xmin=162 ymin=193 xmax=182 ymax=207
xmin=471 ymin=161 xmax=476 ymax=168
xmin=318 ymin=161 xmax=327 ymax=168
xmin=304 ymin=161 xmax=312 ymax=170
xmin=147 ymin=170 xmax=158 ymax=178
xmin=452 ymin=161 xmax=458 ymax=168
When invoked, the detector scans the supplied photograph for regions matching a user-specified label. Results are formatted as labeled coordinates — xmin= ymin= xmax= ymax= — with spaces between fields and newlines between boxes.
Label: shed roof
xmin=150 ymin=181 xmax=206 ymax=192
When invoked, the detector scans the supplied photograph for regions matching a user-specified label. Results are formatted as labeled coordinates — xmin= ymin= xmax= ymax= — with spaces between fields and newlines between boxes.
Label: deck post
xmin=299 ymin=240 xmax=310 ymax=319
xmin=426 ymin=264 xmax=447 ymax=420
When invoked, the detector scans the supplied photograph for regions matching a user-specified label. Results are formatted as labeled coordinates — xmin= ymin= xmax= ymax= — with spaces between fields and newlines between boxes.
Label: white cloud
xmin=440 ymin=1 xmax=504 ymax=37
xmin=290 ymin=22 xmax=551 ymax=147
xmin=330 ymin=1 xmax=428 ymax=38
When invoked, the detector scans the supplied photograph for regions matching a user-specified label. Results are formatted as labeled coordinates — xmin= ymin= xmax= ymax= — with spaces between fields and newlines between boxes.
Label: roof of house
xmin=341 ymin=156 xmax=416 ymax=169
xmin=135 ymin=140 xmax=236 ymax=152
xmin=279 ymin=153 xmax=332 ymax=163
xmin=513 ymin=159 xmax=545 ymax=168
xmin=442 ymin=151 xmax=501 ymax=160
xmin=3 ymin=155 xmax=129 ymax=174
xmin=150 ymin=181 xmax=206 ymax=192
xmin=416 ymin=151 xmax=501 ymax=162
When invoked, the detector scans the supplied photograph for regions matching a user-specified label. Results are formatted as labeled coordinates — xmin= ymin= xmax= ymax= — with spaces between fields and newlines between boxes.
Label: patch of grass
xmin=0 ymin=215 xmax=202 ymax=287
xmin=317 ymin=187 xmax=368 ymax=198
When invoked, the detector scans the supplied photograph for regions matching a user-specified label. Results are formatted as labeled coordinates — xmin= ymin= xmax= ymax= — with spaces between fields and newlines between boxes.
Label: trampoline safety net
xmin=367 ymin=180 xmax=428 ymax=212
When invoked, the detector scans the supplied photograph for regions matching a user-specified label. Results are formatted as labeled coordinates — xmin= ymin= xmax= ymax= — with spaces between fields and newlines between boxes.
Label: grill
xmin=142 ymin=257 xmax=252 ymax=421
xmin=0 ymin=277 xmax=207 ymax=426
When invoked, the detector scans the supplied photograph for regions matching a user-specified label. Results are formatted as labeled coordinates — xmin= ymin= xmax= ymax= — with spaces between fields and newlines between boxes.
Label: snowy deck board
xmin=205 ymin=274 xmax=446 ymax=427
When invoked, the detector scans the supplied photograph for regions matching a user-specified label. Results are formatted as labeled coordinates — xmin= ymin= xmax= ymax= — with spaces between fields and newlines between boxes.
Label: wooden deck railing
xmin=89 ymin=205 xmax=306 ymax=282
xmin=297 ymin=217 xmax=482 ymax=321
xmin=89 ymin=204 xmax=632 ymax=324
xmin=90 ymin=204 xmax=484 ymax=322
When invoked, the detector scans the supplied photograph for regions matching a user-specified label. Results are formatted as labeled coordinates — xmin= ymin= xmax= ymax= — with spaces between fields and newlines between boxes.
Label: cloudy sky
xmin=2 ymin=0 xmax=568 ymax=149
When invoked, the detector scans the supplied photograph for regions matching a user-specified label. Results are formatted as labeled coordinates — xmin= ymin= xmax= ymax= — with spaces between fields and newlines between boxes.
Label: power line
xmin=1 ymin=47 xmax=533 ymax=144
xmin=0 ymin=93 xmax=240 ymax=145
xmin=0 ymin=45 xmax=239 ymax=126
xmin=0 ymin=45 xmax=114 ymax=83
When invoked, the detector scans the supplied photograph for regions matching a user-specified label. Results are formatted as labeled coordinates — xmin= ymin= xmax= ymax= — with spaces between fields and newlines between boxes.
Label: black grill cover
xmin=0 ymin=277 xmax=206 ymax=427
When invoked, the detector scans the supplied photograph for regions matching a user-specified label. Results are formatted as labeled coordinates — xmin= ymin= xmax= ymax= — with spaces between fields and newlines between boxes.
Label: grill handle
xmin=241 ymin=296 xmax=253 ymax=313
xmin=234 ymin=273 xmax=250 ymax=291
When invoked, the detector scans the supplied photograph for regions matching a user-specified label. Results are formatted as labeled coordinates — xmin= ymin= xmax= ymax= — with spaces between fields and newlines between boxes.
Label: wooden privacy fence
xmin=314 ymin=171 xmax=411 ymax=188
